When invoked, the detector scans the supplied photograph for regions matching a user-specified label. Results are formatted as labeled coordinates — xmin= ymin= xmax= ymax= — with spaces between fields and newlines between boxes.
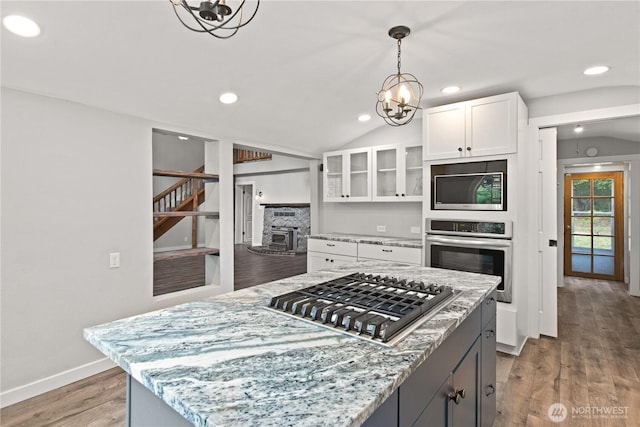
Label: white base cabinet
xmin=358 ymin=243 xmax=421 ymax=265
xmin=307 ymin=238 xmax=421 ymax=272
xmin=307 ymin=239 xmax=358 ymax=272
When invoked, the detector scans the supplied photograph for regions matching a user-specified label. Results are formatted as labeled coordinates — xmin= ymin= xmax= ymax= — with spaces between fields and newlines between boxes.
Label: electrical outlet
xmin=109 ymin=252 xmax=120 ymax=269
xmin=410 ymin=226 xmax=421 ymax=234
xmin=376 ymin=225 xmax=386 ymax=232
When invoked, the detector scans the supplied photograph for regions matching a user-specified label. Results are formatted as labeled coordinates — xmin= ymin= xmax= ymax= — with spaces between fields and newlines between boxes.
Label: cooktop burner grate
xmin=267 ymin=272 xmax=458 ymax=346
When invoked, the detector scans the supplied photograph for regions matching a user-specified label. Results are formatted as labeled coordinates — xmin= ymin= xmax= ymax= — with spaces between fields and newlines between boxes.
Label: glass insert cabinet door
xmin=563 ymin=171 xmax=623 ymax=280
xmin=372 ymin=144 xmax=423 ymax=201
xmin=323 ymin=148 xmax=371 ymax=201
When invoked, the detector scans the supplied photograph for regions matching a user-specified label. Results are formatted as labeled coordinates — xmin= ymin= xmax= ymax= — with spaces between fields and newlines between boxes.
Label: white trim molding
xmin=0 ymin=358 xmax=116 ymax=408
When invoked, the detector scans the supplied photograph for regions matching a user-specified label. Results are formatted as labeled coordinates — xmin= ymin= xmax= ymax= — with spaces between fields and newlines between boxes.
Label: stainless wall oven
xmin=425 ymin=219 xmax=512 ymax=303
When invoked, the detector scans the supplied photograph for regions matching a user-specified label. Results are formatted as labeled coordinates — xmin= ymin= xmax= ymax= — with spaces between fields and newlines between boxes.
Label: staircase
xmin=153 ymin=166 xmax=219 ymax=242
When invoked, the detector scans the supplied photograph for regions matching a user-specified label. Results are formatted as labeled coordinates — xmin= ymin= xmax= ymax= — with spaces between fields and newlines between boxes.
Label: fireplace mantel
xmin=260 ymin=203 xmax=310 ymax=208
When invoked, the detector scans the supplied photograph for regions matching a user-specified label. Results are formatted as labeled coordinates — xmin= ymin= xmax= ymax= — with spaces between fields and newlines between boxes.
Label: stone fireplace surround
xmin=254 ymin=204 xmax=310 ymax=255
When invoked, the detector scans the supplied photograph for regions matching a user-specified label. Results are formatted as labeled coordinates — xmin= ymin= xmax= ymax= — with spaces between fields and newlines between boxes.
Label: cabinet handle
xmin=326 ymin=243 xmax=336 ymax=247
xmin=448 ymin=388 xmax=465 ymax=405
xmin=458 ymin=147 xmax=463 ymax=152
xmin=466 ymin=146 xmax=471 ymax=151
xmin=485 ymin=385 xmax=495 ymax=396
xmin=382 ymin=249 xmax=393 ymax=253
xmin=484 ymin=329 xmax=495 ymax=338
xmin=486 ymin=297 xmax=496 ymax=305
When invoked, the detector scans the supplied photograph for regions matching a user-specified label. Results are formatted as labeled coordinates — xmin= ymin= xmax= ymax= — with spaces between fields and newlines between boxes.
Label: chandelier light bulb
xmin=375 ymin=26 xmax=423 ymax=127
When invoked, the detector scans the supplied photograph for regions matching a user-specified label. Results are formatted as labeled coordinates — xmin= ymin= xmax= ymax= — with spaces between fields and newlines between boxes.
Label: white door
xmin=538 ymin=127 xmax=558 ymax=337
xmin=242 ymin=186 xmax=253 ymax=243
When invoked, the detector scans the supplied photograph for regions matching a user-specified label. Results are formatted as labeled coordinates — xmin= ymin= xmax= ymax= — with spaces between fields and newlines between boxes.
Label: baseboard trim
xmin=0 ymin=358 xmax=116 ymax=408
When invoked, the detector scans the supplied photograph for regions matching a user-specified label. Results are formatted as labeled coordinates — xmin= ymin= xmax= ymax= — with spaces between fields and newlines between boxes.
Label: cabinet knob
xmin=484 ymin=329 xmax=495 ymax=338
xmin=448 ymin=388 xmax=465 ymax=404
xmin=401 ymin=193 xmax=405 ymax=197
xmin=486 ymin=297 xmax=496 ymax=305
xmin=325 ymin=258 xmax=329 ymax=262
xmin=330 ymin=259 xmax=334 ymax=263
xmin=346 ymin=195 xmax=350 ymax=198
xmin=466 ymin=146 xmax=471 ymax=151
xmin=458 ymin=147 xmax=463 ymax=152
xmin=395 ymin=193 xmax=399 ymax=197
xmin=341 ymin=195 xmax=345 ymax=198
xmin=485 ymin=385 xmax=496 ymax=396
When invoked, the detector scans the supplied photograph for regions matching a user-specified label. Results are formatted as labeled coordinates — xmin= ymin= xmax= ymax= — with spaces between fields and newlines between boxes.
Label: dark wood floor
xmin=234 ymin=243 xmax=307 ymax=290
xmin=3 ymin=276 xmax=638 ymax=426
xmin=153 ymin=255 xmax=205 ymax=296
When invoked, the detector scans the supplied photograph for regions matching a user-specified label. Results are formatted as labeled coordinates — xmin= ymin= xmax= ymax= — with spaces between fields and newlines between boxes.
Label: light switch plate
xmin=109 ymin=252 xmax=120 ymax=268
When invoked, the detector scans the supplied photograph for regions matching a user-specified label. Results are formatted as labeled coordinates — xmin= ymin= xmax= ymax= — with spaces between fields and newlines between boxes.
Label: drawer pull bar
xmin=382 ymin=249 xmax=393 ymax=253
xmin=326 ymin=243 xmax=336 ymax=247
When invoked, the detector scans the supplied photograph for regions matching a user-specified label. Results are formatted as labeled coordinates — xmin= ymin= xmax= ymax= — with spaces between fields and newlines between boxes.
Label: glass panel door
xmin=405 ymin=146 xmax=423 ymax=197
xmin=325 ymin=154 xmax=343 ymax=198
xmin=375 ymin=148 xmax=397 ymax=197
xmin=349 ymin=150 xmax=369 ymax=198
xmin=563 ymin=171 xmax=623 ymax=280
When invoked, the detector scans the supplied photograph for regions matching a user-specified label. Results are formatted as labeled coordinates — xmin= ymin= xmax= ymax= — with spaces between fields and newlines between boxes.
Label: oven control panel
xmin=426 ymin=219 xmax=512 ymax=238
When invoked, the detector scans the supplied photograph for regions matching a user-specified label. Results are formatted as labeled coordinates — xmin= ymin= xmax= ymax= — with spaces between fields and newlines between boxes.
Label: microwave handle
xmin=426 ymin=235 xmax=512 ymax=248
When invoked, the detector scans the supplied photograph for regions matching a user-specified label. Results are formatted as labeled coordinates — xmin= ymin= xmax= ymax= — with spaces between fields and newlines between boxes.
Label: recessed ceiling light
xmin=178 ymin=136 xmax=189 ymax=141
xmin=219 ymin=92 xmax=238 ymax=104
xmin=583 ymin=66 xmax=609 ymax=76
xmin=574 ymin=125 xmax=584 ymax=134
xmin=358 ymin=114 xmax=371 ymax=122
xmin=441 ymin=86 xmax=460 ymax=94
xmin=2 ymin=15 xmax=41 ymax=37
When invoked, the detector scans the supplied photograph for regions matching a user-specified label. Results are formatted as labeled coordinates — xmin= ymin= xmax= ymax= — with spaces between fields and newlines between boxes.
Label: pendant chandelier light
xmin=376 ymin=26 xmax=424 ymax=126
xmin=170 ymin=0 xmax=260 ymax=39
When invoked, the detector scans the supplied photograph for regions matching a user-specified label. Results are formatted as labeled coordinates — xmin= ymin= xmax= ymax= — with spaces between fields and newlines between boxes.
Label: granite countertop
xmin=309 ymin=233 xmax=422 ymax=248
xmin=84 ymin=261 xmax=498 ymax=427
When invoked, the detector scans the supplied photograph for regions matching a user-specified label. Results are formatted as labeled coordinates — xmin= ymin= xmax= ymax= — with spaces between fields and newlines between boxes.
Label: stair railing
xmin=153 ymin=166 xmax=205 ymax=221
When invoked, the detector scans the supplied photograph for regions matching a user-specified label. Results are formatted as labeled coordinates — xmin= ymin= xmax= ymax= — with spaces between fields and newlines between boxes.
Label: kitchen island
xmin=84 ymin=261 xmax=498 ymax=427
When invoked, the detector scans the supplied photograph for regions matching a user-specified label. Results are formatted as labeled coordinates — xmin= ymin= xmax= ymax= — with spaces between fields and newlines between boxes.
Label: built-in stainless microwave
xmin=431 ymin=160 xmax=507 ymax=211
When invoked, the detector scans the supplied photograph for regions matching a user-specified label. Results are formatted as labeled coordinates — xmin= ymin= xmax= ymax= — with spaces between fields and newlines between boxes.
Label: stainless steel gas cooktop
xmin=267 ymin=272 xmax=459 ymax=346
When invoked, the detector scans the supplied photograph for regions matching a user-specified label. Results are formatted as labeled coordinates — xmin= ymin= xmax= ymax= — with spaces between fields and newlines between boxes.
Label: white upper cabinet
xmin=423 ymin=92 xmax=520 ymax=161
xmin=372 ymin=143 xmax=423 ymax=202
xmin=323 ymin=147 xmax=371 ymax=202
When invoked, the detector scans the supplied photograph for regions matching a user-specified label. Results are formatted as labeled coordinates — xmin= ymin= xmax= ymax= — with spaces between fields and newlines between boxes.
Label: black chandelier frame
xmin=170 ymin=0 xmax=260 ymax=39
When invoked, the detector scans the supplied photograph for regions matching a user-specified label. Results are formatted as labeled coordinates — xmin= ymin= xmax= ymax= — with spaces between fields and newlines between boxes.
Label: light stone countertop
xmin=309 ymin=233 xmax=422 ymax=248
xmin=84 ymin=261 xmax=498 ymax=427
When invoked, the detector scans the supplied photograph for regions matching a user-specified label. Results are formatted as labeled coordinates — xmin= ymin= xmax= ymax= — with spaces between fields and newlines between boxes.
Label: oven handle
xmin=425 ymin=235 xmax=512 ymax=248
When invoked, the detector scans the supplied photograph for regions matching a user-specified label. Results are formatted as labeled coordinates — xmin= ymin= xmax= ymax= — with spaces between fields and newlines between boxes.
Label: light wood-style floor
xmin=2 ymin=276 xmax=638 ymax=426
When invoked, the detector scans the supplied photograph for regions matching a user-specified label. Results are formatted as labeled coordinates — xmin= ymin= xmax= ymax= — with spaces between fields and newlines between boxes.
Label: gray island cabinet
xmin=84 ymin=261 xmax=498 ymax=427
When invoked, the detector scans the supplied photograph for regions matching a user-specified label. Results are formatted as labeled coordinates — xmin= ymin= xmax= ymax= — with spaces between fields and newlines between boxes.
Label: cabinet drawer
xmin=358 ymin=244 xmax=421 ymax=265
xmin=308 ymin=239 xmax=357 ymax=257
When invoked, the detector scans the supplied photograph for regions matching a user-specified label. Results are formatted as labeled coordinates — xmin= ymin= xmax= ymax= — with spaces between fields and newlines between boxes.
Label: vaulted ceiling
xmin=2 ymin=1 xmax=639 ymax=157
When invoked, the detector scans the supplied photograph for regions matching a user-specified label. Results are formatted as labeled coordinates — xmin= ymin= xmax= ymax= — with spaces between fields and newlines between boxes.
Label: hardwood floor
xmin=2 ymin=276 xmax=638 ymax=426
xmin=234 ymin=243 xmax=307 ymax=290
xmin=494 ymin=277 xmax=640 ymax=426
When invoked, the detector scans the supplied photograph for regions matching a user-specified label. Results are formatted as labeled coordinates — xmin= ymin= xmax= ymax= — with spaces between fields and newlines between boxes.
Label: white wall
xmin=0 ymin=88 xmax=228 ymax=406
xmin=527 ymin=86 xmax=640 ymax=118
xmin=557 ymin=135 xmax=640 ymax=159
